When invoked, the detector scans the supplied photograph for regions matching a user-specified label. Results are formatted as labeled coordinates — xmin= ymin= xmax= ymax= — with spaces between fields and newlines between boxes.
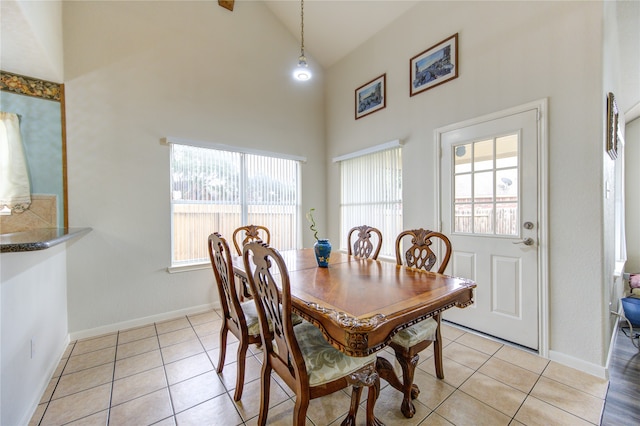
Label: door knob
xmin=512 ymin=238 xmax=534 ymax=246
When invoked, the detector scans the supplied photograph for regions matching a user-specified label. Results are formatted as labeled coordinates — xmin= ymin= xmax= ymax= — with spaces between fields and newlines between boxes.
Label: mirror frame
xmin=0 ymin=70 xmax=68 ymax=228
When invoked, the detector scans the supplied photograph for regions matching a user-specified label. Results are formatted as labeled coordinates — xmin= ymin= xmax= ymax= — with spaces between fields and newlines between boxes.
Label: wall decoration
xmin=606 ymin=92 xmax=619 ymax=160
xmin=0 ymin=72 xmax=62 ymax=101
xmin=355 ymin=74 xmax=386 ymax=120
xmin=410 ymin=33 xmax=458 ymax=97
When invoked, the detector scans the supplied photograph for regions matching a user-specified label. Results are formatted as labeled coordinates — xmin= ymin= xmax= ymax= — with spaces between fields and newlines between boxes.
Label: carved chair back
xmin=242 ymin=241 xmax=306 ymax=386
xmin=347 ymin=225 xmax=383 ymax=260
xmin=209 ymin=232 xmax=247 ymax=333
xmin=395 ymin=228 xmax=452 ymax=273
xmin=233 ymin=224 xmax=271 ymax=255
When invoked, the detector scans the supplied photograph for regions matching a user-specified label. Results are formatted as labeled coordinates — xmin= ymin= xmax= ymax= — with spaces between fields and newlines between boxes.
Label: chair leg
xmin=394 ymin=350 xmax=420 ymax=419
xmin=216 ymin=324 xmax=228 ymax=374
xmin=292 ymin=393 xmax=310 ymax=426
xmin=257 ymin=363 xmax=272 ymax=426
xmin=233 ymin=340 xmax=249 ymax=401
xmin=365 ymin=377 xmax=383 ymax=426
xmin=343 ymin=364 xmax=383 ymax=426
xmin=433 ymin=314 xmax=444 ymax=380
xmin=341 ymin=386 xmax=362 ymax=426
xmin=433 ymin=336 xmax=444 ymax=380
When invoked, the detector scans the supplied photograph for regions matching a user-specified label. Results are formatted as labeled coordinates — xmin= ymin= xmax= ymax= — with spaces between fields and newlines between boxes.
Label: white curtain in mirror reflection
xmin=0 ymin=112 xmax=31 ymax=215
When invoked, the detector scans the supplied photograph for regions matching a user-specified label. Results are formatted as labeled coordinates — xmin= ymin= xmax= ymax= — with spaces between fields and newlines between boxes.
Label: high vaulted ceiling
xmin=2 ymin=1 xmax=637 ymax=118
xmin=0 ymin=0 xmax=418 ymax=83
xmin=262 ymin=0 xmax=419 ymax=69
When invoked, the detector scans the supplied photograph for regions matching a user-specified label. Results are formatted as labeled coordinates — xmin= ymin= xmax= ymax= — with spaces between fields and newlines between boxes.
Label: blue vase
xmin=314 ymin=239 xmax=332 ymax=268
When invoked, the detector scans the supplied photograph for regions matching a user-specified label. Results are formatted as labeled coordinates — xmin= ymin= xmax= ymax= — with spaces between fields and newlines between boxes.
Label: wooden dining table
xmin=233 ymin=248 xmax=476 ymax=421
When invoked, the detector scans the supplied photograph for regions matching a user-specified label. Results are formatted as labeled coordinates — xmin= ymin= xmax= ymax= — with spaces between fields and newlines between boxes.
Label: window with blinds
xmin=170 ymin=143 xmax=300 ymax=267
xmin=338 ymin=145 xmax=402 ymax=258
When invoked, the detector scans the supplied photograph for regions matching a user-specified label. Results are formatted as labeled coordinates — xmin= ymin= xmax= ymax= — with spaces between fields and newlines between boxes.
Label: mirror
xmin=0 ymin=71 xmax=67 ymax=232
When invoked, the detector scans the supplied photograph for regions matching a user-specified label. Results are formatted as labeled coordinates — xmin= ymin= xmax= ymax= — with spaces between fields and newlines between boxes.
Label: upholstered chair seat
xmin=390 ymin=317 xmax=438 ymax=348
xmin=294 ymin=321 xmax=377 ymax=386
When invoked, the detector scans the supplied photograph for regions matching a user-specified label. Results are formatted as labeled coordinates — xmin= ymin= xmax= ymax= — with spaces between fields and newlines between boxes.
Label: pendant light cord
xmin=293 ymin=0 xmax=311 ymax=80
xmin=300 ymin=0 xmax=305 ymax=57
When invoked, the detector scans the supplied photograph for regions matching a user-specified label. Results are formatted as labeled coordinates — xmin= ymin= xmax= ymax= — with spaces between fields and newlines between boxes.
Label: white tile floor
xmin=30 ymin=309 xmax=609 ymax=425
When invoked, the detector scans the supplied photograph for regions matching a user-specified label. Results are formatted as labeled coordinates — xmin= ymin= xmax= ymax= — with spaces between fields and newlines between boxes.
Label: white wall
xmin=0 ymin=0 xmax=64 ymax=83
xmin=1 ymin=245 xmax=69 ymax=426
xmin=62 ymin=1 xmax=326 ymax=335
xmin=625 ymin=117 xmax=640 ymax=273
xmin=325 ymin=1 xmax=607 ymax=369
xmin=603 ymin=0 xmax=640 ymax=348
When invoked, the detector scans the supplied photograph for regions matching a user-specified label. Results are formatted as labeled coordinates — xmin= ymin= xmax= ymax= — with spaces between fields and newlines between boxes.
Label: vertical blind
xmin=170 ymin=143 xmax=299 ymax=266
xmin=339 ymin=146 xmax=402 ymax=258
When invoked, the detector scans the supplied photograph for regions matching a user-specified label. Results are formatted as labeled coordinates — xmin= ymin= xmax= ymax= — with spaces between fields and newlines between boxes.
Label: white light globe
xmin=293 ymin=56 xmax=312 ymax=81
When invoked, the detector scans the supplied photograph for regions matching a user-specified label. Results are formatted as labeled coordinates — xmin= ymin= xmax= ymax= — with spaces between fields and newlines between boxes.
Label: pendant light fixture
xmin=293 ymin=0 xmax=312 ymax=81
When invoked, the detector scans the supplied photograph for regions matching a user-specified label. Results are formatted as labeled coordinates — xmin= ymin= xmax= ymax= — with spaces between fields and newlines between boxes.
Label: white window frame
xmin=164 ymin=137 xmax=305 ymax=272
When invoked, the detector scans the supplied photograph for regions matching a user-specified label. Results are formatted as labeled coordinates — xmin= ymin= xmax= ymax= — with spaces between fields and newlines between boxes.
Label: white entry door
xmin=439 ymin=106 xmax=541 ymax=350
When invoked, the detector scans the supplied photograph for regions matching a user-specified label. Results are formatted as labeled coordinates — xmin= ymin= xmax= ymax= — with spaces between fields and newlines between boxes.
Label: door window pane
xmin=496 ymin=169 xmax=518 ymax=199
xmin=452 ymin=133 xmax=519 ymax=236
xmin=474 ymin=204 xmax=494 ymax=234
xmin=474 ymin=139 xmax=493 ymax=171
xmin=496 ymin=202 xmax=519 ymax=235
xmin=454 ymin=143 xmax=472 ymax=173
xmin=455 ymin=174 xmax=471 ymax=201
xmin=496 ymin=134 xmax=518 ymax=168
xmin=454 ymin=204 xmax=472 ymax=233
xmin=474 ymin=171 xmax=493 ymax=200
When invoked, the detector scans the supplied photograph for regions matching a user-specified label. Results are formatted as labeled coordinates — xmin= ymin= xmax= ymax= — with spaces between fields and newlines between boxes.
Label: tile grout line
xmin=105 ymin=331 xmax=120 ymax=425
xmin=418 ymin=331 xmax=544 ymax=425
xmin=37 ymin=341 xmax=76 ymax=426
xmin=444 ymin=341 xmax=605 ymax=426
xmin=526 ymin=362 xmax=605 ymax=426
xmin=155 ymin=321 xmax=178 ymax=425
xmin=463 ymin=341 xmax=531 ymax=424
xmin=195 ymin=310 xmax=264 ymax=425
xmin=52 ymin=339 xmax=116 ymax=425
xmin=186 ymin=312 xmax=248 ymax=423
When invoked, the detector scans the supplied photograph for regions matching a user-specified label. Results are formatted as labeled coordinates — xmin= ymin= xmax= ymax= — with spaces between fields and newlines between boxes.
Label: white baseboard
xmin=548 ymin=350 xmax=608 ymax=380
xmin=605 ymin=304 xmax=627 ymax=380
xmin=69 ymin=303 xmax=220 ymax=341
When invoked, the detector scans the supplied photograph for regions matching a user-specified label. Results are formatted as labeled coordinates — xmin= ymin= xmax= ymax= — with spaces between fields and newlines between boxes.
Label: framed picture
xmin=606 ymin=92 xmax=619 ymax=160
xmin=410 ymin=33 xmax=458 ymax=97
xmin=355 ymin=74 xmax=386 ymax=120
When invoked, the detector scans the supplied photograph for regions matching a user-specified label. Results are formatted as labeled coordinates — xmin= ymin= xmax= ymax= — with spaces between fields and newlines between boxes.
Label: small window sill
xmin=167 ymin=262 xmax=209 ymax=274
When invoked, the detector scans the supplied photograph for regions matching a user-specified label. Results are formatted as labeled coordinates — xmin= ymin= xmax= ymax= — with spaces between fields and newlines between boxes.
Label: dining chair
xmin=242 ymin=241 xmax=381 ymax=426
xmin=232 ymin=224 xmax=270 ymax=256
xmin=232 ymin=225 xmax=271 ymax=299
xmin=207 ymin=232 xmax=263 ymax=401
xmin=389 ymin=228 xmax=452 ymax=418
xmin=347 ymin=225 xmax=383 ymax=260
